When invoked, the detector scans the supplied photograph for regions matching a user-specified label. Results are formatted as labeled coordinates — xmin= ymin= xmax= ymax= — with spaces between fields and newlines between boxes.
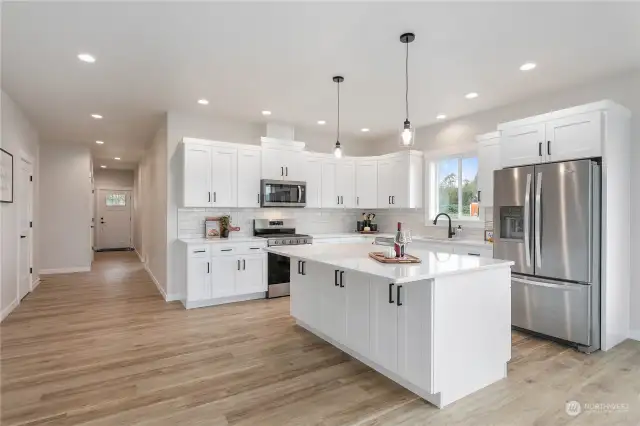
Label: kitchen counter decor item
xmin=205 ymin=217 xmax=221 ymax=239
xmin=220 ymin=215 xmax=231 ymax=238
xmin=369 ymin=252 xmax=421 ymax=264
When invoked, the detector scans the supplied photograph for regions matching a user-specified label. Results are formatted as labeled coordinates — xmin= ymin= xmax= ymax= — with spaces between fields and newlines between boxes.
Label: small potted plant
xmin=219 ymin=215 xmax=231 ymax=238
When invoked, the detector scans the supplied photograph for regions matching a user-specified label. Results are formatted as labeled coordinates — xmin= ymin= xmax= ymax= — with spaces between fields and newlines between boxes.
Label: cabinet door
xmin=303 ymin=261 xmax=323 ymax=329
xmin=377 ymin=160 xmax=394 ymax=208
xmin=210 ymin=256 xmax=237 ymax=298
xmin=546 ymin=111 xmax=602 ymax=163
xmin=477 ymin=142 xmax=501 ymax=208
xmin=211 ymin=148 xmax=238 ymax=207
xmin=369 ymin=279 xmax=398 ymax=373
xmin=321 ymin=267 xmax=346 ymax=343
xmin=356 ymin=160 xmax=378 ymax=208
xmin=283 ymin=150 xmax=307 ymax=181
xmin=345 ymin=271 xmax=370 ymax=356
xmin=290 ymin=258 xmax=305 ymax=321
xmin=305 ymin=156 xmax=323 ymax=208
xmin=397 ymin=282 xmax=434 ymax=392
xmin=261 ymin=148 xmax=284 ymax=180
xmin=500 ymin=124 xmax=545 ymax=168
xmin=389 ymin=157 xmax=407 ymax=208
xmin=236 ymin=254 xmax=266 ymax=294
xmin=237 ymin=149 xmax=262 ymax=208
xmin=187 ymin=256 xmax=212 ymax=301
xmin=321 ymin=160 xmax=339 ymax=208
xmin=337 ymin=161 xmax=356 ymax=208
xmin=183 ymin=145 xmax=213 ymax=207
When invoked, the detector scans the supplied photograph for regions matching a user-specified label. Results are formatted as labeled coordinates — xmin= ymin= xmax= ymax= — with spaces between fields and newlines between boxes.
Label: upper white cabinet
xmin=377 ymin=151 xmax=423 ymax=209
xmin=499 ymin=103 xmax=608 ymax=168
xmin=237 ymin=148 xmax=261 ymax=208
xmin=210 ymin=147 xmax=238 ymax=207
xmin=321 ymin=159 xmax=355 ymax=209
xmin=261 ymin=148 xmax=307 ymax=181
xmin=355 ymin=159 xmax=378 ymax=208
xmin=336 ymin=161 xmax=356 ymax=208
xmin=305 ymin=154 xmax=323 ymax=208
xmin=476 ymin=132 xmax=501 ymax=208
xmin=183 ymin=144 xmax=213 ymax=207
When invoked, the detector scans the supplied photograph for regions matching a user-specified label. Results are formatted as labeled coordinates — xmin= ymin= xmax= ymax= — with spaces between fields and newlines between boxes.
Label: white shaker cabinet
xmin=210 ymin=147 xmax=237 ymax=207
xmin=321 ymin=160 xmax=339 ymax=208
xmin=476 ymin=132 xmax=501 ymax=208
xmin=545 ymin=111 xmax=601 ymax=163
xmin=369 ymin=279 xmax=399 ymax=372
xmin=500 ymin=123 xmax=546 ymax=168
xmin=344 ymin=271 xmax=371 ymax=356
xmin=377 ymin=151 xmax=423 ymax=209
xmin=305 ymin=154 xmax=323 ymax=208
xmin=183 ymin=144 xmax=213 ymax=207
xmin=210 ymin=255 xmax=237 ymax=298
xmin=237 ymin=148 xmax=262 ymax=208
xmin=321 ymin=267 xmax=347 ymax=344
xmin=321 ymin=159 xmax=355 ymax=208
xmin=187 ymin=248 xmax=213 ymax=302
xmin=336 ymin=161 xmax=356 ymax=208
xmin=355 ymin=159 xmax=378 ymax=208
xmin=235 ymin=253 xmax=266 ymax=294
xmin=261 ymin=148 xmax=306 ymax=181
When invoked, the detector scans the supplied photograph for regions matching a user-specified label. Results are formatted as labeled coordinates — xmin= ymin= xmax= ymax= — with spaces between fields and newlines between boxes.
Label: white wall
xmin=93 ymin=169 xmax=134 ymax=189
xmin=371 ymin=70 xmax=640 ymax=339
xmin=133 ymin=165 xmax=143 ymax=253
xmin=39 ymin=144 xmax=92 ymax=273
xmin=1 ymin=91 xmax=40 ymax=320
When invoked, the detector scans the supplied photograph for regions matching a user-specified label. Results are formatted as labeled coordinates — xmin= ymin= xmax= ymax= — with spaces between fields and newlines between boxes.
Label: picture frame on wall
xmin=0 ymin=148 xmax=14 ymax=203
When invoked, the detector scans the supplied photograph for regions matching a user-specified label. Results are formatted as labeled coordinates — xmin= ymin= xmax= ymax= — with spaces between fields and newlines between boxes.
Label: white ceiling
xmin=3 ymin=2 xmax=640 ymax=167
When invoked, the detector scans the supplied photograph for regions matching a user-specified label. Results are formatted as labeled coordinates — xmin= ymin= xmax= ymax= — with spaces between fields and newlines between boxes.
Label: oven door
xmin=261 ymin=180 xmax=306 ymax=207
xmin=267 ymin=252 xmax=291 ymax=298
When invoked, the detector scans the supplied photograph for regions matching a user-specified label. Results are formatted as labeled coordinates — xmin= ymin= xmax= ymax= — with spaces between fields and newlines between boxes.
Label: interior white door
xmin=211 ymin=148 xmax=238 ymax=207
xmin=18 ymin=159 xmax=33 ymax=300
xmin=97 ymin=189 xmax=132 ymax=250
xmin=345 ymin=271 xmax=370 ymax=356
xmin=356 ymin=160 xmax=378 ymax=208
xmin=370 ymin=279 xmax=398 ymax=373
xmin=183 ymin=144 xmax=213 ymax=207
xmin=500 ymin=124 xmax=545 ymax=167
xmin=321 ymin=160 xmax=338 ymax=208
xmin=237 ymin=149 xmax=262 ymax=208
xmin=337 ymin=161 xmax=356 ymax=208
xmin=305 ymin=156 xmax=323 ymax=208
xmin=210 ymin=256 xmax=237 ymax=298
xmin=235 ymin=254 xmax=265 ymax=294
xmin=546 ymin=111 xmax=602 ymax=162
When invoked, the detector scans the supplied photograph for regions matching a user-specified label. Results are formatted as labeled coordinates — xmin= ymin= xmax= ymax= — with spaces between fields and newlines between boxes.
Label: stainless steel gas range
xmin=253 ymin=219 xmax=312 ymax=298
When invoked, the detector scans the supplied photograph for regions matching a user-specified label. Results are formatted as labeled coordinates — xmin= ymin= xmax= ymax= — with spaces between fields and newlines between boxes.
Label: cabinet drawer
xmin=452 ymin=245 xmax=493 ymax=258
xmin=210 ymin=242 xmax=267 ymax=255
xmin=188 ymin=246 xmax=210 ymax=257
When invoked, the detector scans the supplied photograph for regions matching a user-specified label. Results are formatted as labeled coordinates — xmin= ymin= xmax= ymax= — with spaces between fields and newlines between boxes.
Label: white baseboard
xmin=166 ymin=293 xmax=181 ymax=302
xmin=144 ymin=263 xmax=168 ymax=300
xmin=1 ymin=298 xmax=19 ymax=322
xmin=31 ymin=277 xmax=41 ymax=291
xmin=183 ymin=292 xmax=265 ymax=309
xmin=629 ymin=330 xmax=640 ymax=342
xmin=40 ymin=266 xmax=91 ymax=275
xmin=134 ymin=248 xmax=144 ymax=263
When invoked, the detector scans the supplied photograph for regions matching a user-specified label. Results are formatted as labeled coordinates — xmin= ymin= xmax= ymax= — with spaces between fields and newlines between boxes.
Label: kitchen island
xmin=266 ymin=243 xmax=513 ymax=408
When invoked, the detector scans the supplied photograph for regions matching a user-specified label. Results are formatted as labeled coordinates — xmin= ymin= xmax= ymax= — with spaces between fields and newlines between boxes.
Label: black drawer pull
xmin=397 ymin=285 xmax=403 ymax=306
xmin=249 ymin=247 xmax=261 ymax=250
xmin=388 ymin=283 xmax=394 ymax=304
xmin=467 ymin=252 xmax=481 ymax=256
xmin=339 ymin=271 xmax=344 ymax=288
xmin=301 ymin=261 xmax=306 ymax=276
xmin=335 ymin=270 xmax=340 ymax=286
xmin=220 ymin=249 xmax=233 ymax=252
xmin=193 ymin=250 xmax=206 ymax=253
xmin=207 ymin=262 xmax=210 ymax=273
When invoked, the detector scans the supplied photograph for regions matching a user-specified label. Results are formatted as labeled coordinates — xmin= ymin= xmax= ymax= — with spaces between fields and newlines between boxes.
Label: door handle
xmin=524 ymin=173 xmax=532 ymax=268
xmin=301 ymin=261 xmax=305 ymax=275
xmin=237 ymin=260 xmax=241 ymax=270
xmin=20 ymin=235 xmax=26 ymax=239
xmin=334 ymin=269 xmax=340 ymax=286
xmin=538 ymin=142 xmax=542 ymax=157
xmin=547 ymin=140 xmax=551 ymax=156
xmin=243 ymin=259 xmax=246 ymax=270
xmin=193 ymin=249 xmax=206 ymax=253
xmin=339 ymin=271 xmax=344 ymax=288
xmin=213 ymin=192 xmax=216 ymax=203
xmin=397 ymin=285 xmax=403 ymax=306
xmin=207 ymin=262 xmax=210 ymax=273
xmin=297 ymin=260 xmax=302 ymax=274
xmin=285 ymin=167 xmax=288 ymax=176
xmin=221 ymin=248 xmax=233 ymax=252
xmin=208 ymin=192 xmax=211 ymax=203
xmin=388 ymin=283 xmax=395 ymax=304
xmin=535 ymin=172 xmax=542 ymax=269
xmin=281 ymin=166 xmax=284 ymax=176
xmin=467 ymin=252 xmax=480 ymax=256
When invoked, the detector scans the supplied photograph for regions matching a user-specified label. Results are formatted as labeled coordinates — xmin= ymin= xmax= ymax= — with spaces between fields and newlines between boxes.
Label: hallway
xmin=2 ymin=252 xmax=640 ymax=425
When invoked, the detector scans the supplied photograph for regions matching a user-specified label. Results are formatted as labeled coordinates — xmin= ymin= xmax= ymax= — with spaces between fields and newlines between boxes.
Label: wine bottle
xmin=394 ymin=222 xmax=402 ymax=258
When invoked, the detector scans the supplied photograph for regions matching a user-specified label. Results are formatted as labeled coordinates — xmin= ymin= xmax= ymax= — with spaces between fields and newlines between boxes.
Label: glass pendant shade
xmin=334 ymin=141 xmax=343 ymax=158
xmin=400 ymin=120 xmax=415 ymax=147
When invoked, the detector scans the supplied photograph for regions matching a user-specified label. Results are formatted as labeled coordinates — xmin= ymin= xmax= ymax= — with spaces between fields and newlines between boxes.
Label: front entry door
xmin=96 ymin=189 xmax=132 ymax=250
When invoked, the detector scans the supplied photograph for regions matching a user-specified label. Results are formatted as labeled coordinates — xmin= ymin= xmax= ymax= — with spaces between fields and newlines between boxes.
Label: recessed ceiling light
xmin=261 ymin=110 xmax=272 ymax=116
xmin=197 ymin=99 xmax=209 ymax=105
xmin=361 ymin=128 xmax=370 ymax=132
xmin=520 ymin=62 xmax=537 ymax=71
xmin=436 ymin=114 xmax=447 ymax=120
xmin=114 ymin=157 xmax=121 ymax=160
xmin=317 ymin=120 xmax=326 ymax=125
xmin=465 ymin=92 xmax=479 ymax=99
xmin=91 ymin=114 xmax=103 ymax=119
xmin=95 ymin=140 xmax=104 ymax=144
xmin=77 ymin=53 xmax=96 ymax=63
xmin=100 ymin=165 xmax=106 ymax=168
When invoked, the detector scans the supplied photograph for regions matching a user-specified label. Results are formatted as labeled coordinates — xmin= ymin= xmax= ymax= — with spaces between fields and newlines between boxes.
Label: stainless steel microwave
xmin=260 ymin=180 xmax=306 ymax=208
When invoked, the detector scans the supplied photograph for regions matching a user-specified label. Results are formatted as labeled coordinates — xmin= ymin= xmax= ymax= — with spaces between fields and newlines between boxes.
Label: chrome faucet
xmin=433 ymin=213 xmax=456 ymax=239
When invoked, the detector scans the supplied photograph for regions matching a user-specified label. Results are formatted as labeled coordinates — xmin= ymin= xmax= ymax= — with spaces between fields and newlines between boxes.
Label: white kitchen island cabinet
xmin=277 ymin=243 xmax=513 ymax=408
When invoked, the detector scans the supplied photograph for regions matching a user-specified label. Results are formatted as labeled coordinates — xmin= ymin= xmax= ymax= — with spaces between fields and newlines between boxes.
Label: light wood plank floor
xmin=2 ymin=252 xmax=639 ymax=425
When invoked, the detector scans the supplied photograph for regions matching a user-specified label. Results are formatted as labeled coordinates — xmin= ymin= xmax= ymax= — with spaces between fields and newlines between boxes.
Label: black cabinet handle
xmin=356 ymin=196 xmax=359 ymax=205
xmin=20 ymin=235 xmax=26 ymax=239
xmin=193 ymin=249 xmax=206 ymax=253
xmin=302 ymin=261 xmax=306 ymax=275
xmin=547 ymin=140 xmax=551 ymax=156
xmin=388 ymin=283 xmax=394 ymax=304
xmin=258 ymin=193 xmax=260 ymax=204
xmin=213 ymin=192 xmax=216 ymax=203
xmin=243 ymin=259 xmax=246 ymax=270
xmin=335 ymin=269 xmax=340 ymax=286
xmin=207 ymin=262 xmax=210 ymax=273
xmin=392 ymin=196 xmax=395 ymax=204
xmin=397 ymin=285 xmax=403 ymax=306
xmin=478 ymin=190 xmax=481 ymax=203
xmin=468 ymin=252 xmax=481 ymax=256
xmin=237 ymin=260 xmax=241 ymax=270
xmin=281 ymin=166 xmax=284 ymax=176
xmin=208 ymin=192 xmax=211 ymax=203
xmin=339 ymin=271 xmax=344 ymax=288
xmin=286 ymin=167 xmax=288 ymax=176
xmin=221 ymin=248 xmax=232 ymax=252
xmin=538 ymin=142 xmax=542 ymax=157
xmin=249 ymin=247 xmax=261 ymax=250
xmin=388 ymin=196 xmax=391 ymax=205
xmin=297 ymin=260 xmax=302 ymax=274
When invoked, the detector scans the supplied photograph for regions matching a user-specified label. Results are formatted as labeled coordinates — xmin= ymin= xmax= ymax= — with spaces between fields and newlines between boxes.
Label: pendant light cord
xmin=405 ymin=40 xmax=409 ymax=120
xmin=336 ymin=81 xmax=340 ymax=141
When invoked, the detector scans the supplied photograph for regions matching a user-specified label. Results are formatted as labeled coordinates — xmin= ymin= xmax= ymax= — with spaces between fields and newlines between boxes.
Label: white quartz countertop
xmin=309 ymin=232 xmax=492 ymax=248
xmin=178 ymin=237 xmax=266 ymax=245
xmin=265 ymin=243 xmax=512 ymax=284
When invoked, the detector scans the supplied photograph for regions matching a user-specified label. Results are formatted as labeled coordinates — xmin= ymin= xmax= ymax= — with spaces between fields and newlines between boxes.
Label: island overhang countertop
xmin=266 ymin=243 xmax=513 ymax=284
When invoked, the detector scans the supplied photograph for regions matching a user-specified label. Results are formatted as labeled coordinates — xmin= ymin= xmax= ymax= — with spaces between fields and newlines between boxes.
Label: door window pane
xmin=461 ymin=157 xmax=479 ymax=217
xmin=437 ymin=158 xmax=459 ymax=215
xmin=106 ymin=194 xmax=126 ymax=206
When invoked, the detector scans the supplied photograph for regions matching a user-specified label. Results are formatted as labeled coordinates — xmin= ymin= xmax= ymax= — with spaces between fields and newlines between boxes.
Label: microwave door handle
xmin=298 ymin=186 xmax=302 ymax=203
xmin=535 ymin=171 xmax=542 ymax=269
xmin=524 ymin=173 xmax=532 ymax=267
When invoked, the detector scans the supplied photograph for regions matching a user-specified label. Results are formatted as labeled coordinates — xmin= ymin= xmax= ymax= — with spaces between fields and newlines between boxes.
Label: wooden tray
xmin=369 ymin=252 xmax=422 ymax=264
xmin=359 ymin=230 xmax=379 ymax=234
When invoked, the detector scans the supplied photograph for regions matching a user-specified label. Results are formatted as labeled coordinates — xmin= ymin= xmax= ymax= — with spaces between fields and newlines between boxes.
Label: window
xmin=428 ymin=155 xmax=479 ymax=221
xmin=106 ymin=193 xmax=126 ymax=206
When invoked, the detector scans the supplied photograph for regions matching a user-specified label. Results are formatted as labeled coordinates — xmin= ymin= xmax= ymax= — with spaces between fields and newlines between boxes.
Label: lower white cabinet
xmin=370 ymin=279 xmax=399 ymax=372
xmin=183 ymin=242 xmax=267 ymax=309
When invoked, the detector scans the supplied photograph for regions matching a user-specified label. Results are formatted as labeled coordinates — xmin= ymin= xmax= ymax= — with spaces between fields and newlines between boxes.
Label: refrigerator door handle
xmin=535 ymin=171 xmax=543 ymax=269
xmin=512 ymin=276 xmax=586 ymax=291
xmin=524 ymin=173 xmax=532 ymax=267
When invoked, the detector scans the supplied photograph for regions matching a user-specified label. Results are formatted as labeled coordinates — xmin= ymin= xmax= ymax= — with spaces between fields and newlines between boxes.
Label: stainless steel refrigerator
xmin=493 ymin=159 xmax=600 ymax=353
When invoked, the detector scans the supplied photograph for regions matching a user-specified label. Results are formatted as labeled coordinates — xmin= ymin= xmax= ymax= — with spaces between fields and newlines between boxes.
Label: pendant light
xmin=399 ymin=32 xmax=415 ymax=147
xmin=333 ymin=75 xmax=344 ymax=158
